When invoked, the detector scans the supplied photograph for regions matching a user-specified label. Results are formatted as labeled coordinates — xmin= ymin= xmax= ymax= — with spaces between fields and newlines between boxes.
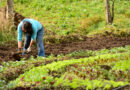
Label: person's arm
xmin=18 ymin=41 xmax=22 ymax=48
xmin=26 ymin=40 xmax=34 ymax=52
xmin=17 ymin=41 xmax=22 ymax=52
xmin=29 ymin=25 xmax=36 ymax=47
xmin=27 ymin=26 xmax=36 ymax=52
xmin=27 ymin=24 xmax=37 ymax=52
xmin=17 ymin=22 xmax=23 ymax=49
xmin=31 ymin=24 xmax=37 ymax=40
xmin=30 ymin=40 xmax=34 ymax=47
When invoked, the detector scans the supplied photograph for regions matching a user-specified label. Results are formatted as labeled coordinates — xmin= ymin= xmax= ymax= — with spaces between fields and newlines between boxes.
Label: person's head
xmin=21 ymin=21 xmax=33 ymax=35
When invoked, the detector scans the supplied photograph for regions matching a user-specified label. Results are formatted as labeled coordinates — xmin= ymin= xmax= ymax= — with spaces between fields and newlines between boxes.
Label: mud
xmin=0 ymin=36 xmax=130 ymax=64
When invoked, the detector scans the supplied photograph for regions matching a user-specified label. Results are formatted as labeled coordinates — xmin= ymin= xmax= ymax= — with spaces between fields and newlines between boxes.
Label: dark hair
xmin=22 ymin=21 xmax=33 ymax=35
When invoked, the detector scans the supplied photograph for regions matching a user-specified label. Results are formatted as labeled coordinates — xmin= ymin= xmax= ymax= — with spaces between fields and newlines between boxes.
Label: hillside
xmin=0 ymin=0 xmax=130 ymax=37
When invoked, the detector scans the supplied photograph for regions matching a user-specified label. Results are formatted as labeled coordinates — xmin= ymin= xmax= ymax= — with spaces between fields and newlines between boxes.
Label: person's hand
xmin=27 ymin=47 xmax=31 ymax=52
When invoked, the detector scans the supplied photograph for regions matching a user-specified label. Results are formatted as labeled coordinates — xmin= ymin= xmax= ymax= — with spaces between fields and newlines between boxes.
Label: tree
xmin=6 ymin=0 xmax=14 ymax=27
xmin=105 ymin=0 xmax=115 ymax=24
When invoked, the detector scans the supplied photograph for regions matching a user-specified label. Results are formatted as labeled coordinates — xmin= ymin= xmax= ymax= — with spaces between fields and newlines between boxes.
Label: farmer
xmin=17 ymin=18 xmax=45 ymax=57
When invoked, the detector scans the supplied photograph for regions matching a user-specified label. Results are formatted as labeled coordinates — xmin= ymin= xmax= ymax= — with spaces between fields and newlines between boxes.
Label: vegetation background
xmin=0 ymin=0 xmax=130 ymax=44
xmin=0 ymin=0 xmax=130 ymax=89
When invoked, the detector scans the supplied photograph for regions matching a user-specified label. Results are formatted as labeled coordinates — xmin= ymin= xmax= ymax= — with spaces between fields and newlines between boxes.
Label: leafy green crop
xmin=7 ymin=51 xmax=130 ymax=89
xmin=112 ymin=59 xmax=130 ymax=71
xmin=0 ymin=46 xmax=129 ymax=89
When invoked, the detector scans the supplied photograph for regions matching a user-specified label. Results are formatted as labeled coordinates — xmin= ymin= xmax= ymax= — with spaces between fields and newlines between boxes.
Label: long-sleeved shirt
xmin=17 ymin=18 xmax=42 ymax=41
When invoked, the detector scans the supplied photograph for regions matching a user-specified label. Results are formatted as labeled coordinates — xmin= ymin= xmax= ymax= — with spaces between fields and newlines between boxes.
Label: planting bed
xmin=0 ymin=36 xmax=130 ymax=90
xmin=0 ymin=1 xmax=130 ymax=89
xmin=7 ymin=50 xmax=130 ymax=90
xmin=0 ymin=36 xmax=130 ymax=64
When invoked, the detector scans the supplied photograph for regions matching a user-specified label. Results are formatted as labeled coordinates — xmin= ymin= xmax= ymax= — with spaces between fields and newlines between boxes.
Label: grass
xmin=0 ymin=0 xmax=130 ymax=38
xmin=0 ymin=27 xmax=16 ymax=44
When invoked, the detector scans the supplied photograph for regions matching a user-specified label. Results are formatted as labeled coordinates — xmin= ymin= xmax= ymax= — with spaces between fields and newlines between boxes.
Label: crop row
xmin=0 ymin=46 xmax=129 ymax=83
xmin=6 ymin=51 xmax=130 ymax=89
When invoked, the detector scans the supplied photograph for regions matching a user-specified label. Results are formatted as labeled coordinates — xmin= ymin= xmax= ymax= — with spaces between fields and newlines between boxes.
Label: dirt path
xmin=0 ymin=36 xmax=130 ymax=64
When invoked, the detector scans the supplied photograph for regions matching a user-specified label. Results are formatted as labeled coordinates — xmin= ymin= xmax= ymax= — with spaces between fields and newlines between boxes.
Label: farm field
xmin=0 ymin=44 xmax=129 ymax=89
xmin=0 ymin=36 xmax=130 ymax=89
xmin=0 ymin=0 xmax=130 ymax=90
xmin=0 ymin=36 xmax=130 ymax=63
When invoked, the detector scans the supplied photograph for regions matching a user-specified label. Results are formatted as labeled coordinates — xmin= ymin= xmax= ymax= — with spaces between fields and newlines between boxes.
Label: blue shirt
xmin=17 ymin=18 xmax=42 ymax=41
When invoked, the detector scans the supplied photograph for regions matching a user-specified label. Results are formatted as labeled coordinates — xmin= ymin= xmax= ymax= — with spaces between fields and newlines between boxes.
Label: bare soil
xmin=0 ymin=36 xmax=130 ymax=64
xmin=0 ymin=8 xmax=130 ymax=64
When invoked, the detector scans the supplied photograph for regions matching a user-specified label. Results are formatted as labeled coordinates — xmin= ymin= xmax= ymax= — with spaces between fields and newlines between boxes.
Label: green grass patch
xmin=1 ymin=0 xmax=129 ymax=37
xmin=0 ymin=27 xmax=17 ymax=44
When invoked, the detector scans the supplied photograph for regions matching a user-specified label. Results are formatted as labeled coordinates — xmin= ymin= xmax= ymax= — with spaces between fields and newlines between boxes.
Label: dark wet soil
xmin=0 ymin=7 xmax=130 ymax=64
xmin=0 ymin=36 xmax=130 ymax=64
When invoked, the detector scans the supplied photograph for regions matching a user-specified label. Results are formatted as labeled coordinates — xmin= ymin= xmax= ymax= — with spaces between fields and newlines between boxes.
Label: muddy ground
xmin=0 ymin=7 xmax=130 ymax=64
xmin=0 ymin=36 xmax=130 ymax=64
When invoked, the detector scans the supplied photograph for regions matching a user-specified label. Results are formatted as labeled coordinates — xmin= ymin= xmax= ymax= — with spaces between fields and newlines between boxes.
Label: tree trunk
xmin=105 ymin=0 xmax=112 ymax=24
xmin=6 ymin=0 xmax=15 ymax=29
xmin=111 ymin=0 xmax=115 ymax=23
xmin=6 ymin=0 xmax=14 ymax=19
